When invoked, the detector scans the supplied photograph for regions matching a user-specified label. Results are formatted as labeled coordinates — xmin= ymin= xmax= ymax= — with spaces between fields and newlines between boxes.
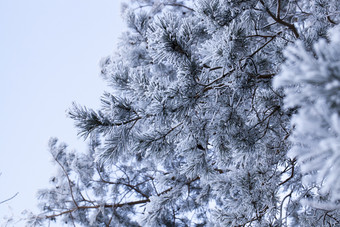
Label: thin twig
xmin=259 ymin=0 xmax=299 ymax=38
xmin=279 ymin=158 xmax=296 ymax=186
xmin=53 ymin=153 xmax=78 ymax=208
xmin=276 ymin=0 xmax=281 ymax=19
xmin=45 ymin=199 xmax=151 ymax=219
xmin=0 ymin=192 xmax=19 ymax=205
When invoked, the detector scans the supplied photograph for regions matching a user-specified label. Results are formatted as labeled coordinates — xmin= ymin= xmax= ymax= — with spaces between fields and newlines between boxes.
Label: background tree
xmin=28 ymin=0 xmax=340 ymax=226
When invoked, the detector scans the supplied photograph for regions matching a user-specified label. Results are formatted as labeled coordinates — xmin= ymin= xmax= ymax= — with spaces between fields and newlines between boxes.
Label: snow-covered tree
xmin=274 ymin=24 xmax=340 ymax=209
xmin=28 ymin=0 xmax=340 ymax=226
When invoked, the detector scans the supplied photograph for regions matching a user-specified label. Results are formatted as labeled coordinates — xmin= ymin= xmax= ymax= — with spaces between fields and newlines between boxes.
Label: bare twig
xmin=0 ymin=192 xmax=19 ymax=205
xmin=164 ymin=3 xmax=194 ymax=12
xmin=134 ymin=3 xmax=194 ymax=12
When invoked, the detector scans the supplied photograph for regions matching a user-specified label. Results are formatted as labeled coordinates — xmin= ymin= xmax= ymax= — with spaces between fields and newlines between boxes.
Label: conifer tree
xmin=275 ymin=24 xmax=340 ymax=209
xmin=27 ymin=0 xmax=340 ymax=226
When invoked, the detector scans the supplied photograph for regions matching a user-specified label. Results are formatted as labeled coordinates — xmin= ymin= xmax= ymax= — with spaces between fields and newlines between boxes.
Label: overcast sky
xmin=0 ymin=0 xmax=124 ymax=225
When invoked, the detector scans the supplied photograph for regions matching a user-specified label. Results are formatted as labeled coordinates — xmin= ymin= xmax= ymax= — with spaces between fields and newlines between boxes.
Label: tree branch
xmin=53 ymin=153 xmax=78 ymax=208
xmin=276 ymin=0 xmax=281 ymax=19
xmin=259 ymin=0 xmax=299 ymax=38
xmin=45 ymin=199 xmax=151 ymax=219
xmin=97 ymin=173 xmax=150 ymax=200
xmin=164 ymin=3 xmax=194 ymax=12
xmin=279 ymin=158 xmax=296 ymax=186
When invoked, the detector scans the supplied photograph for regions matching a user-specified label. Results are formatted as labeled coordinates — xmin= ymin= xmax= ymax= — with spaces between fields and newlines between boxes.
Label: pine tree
xmin=27 ymin=0 xmax=340 ymax=226
xmin=274 ymin=24 xmax=340 ymax=208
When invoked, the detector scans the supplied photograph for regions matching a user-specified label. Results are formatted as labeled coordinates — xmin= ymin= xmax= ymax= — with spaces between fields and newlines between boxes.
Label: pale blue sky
xmin=0 ymin=0 xmax=124 ymax=224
